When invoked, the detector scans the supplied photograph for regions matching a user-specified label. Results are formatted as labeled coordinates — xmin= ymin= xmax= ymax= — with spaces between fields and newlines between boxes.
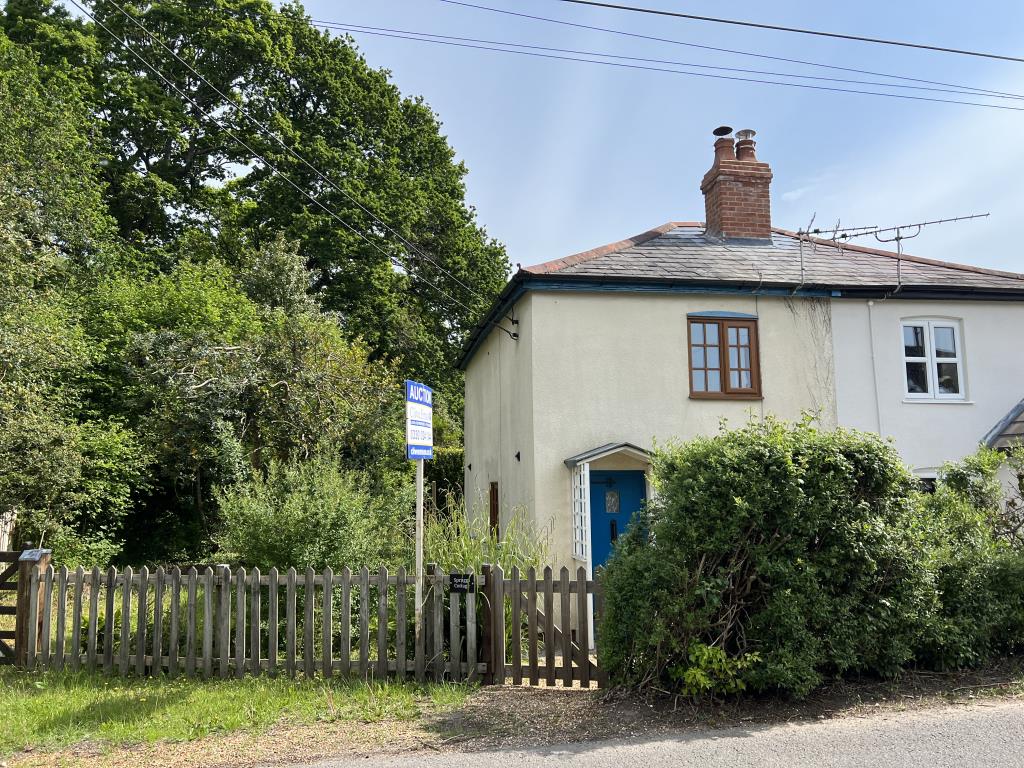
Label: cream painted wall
xmin=525 ymin=290 xmax=837 ymax=569
xmin=463 ymin=293 xmax=536 ymax=533
xmin=831 ymin=298 xmax=1024 ymax=472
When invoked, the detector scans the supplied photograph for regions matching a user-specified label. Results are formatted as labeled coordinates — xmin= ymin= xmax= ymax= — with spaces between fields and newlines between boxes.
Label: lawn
xmin=0 ymin=668 xmax=470 ymax=759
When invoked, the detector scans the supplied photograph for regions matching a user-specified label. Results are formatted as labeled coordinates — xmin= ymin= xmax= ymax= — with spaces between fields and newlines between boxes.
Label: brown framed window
xmin=687 ymin=316 xmax=761 ymax=399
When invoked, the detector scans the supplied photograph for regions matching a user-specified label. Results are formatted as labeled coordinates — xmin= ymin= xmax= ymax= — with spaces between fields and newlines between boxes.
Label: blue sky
xmin=303 ymin=0 xmax=1024 ymax=273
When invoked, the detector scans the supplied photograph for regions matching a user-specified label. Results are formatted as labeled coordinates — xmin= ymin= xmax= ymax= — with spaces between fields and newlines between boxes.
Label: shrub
xmin=215 ymin=453 xmax=413 ymax=570
xmin=600 ymin=417 xmax=932 ymax=698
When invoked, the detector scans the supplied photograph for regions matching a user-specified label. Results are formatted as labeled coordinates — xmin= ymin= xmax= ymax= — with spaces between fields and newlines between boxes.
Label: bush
xmin=600 ymin=418 xmax=932 ymax=698
xmin=215 ymin=453 xmax=413 ymax=570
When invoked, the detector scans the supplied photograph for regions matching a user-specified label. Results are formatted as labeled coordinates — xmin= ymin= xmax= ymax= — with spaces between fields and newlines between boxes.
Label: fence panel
xmin=15 ymin=559 xmax=601 ymax=687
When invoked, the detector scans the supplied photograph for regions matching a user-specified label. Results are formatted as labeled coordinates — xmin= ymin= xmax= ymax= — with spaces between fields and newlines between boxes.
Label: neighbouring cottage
xmin=458 ymin=127 xmax=1024 ymax=577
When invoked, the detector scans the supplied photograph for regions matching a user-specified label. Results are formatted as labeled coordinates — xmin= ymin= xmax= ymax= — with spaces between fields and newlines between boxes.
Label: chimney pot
xmin=735 ymin=138 xmax=757 ymax=161
xmin=713 ymin=136 xmax=736 ymax=163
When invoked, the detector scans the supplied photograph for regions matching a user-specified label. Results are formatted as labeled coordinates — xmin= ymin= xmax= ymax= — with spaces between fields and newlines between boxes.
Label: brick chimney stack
xmin=701 ymin=127 xmax=773 ymax=241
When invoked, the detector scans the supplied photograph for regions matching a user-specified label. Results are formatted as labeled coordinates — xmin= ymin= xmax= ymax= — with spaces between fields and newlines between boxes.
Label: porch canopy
xmin=563 ymin=442 xmax=651 ymax=468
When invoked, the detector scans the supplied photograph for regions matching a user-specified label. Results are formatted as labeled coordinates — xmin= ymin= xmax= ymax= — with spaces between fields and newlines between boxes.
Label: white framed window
xmin=571 ymin=462 xmax=590 ymax=562
xmin=901 ymin=319 xmax=965 ymax=400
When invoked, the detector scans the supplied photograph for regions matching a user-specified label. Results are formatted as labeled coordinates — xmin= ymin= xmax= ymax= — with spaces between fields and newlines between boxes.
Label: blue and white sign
xmin=405 ymin=380 xmax=434 ymax=460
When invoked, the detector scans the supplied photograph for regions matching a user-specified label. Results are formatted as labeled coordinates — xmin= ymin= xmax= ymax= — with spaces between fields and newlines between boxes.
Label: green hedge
xmin=599 ymin=419 xmax=1024 ymax=698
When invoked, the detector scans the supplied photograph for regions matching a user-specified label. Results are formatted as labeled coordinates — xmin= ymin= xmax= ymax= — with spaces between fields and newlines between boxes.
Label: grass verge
xmin=0 ymin=668 xmax=470 ymax=759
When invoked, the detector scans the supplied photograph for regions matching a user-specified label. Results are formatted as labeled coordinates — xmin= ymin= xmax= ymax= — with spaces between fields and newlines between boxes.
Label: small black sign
xmin=450 ymin=573 xmax=475 ymax=593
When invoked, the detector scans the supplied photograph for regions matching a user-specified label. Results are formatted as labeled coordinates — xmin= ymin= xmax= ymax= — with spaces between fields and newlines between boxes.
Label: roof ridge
xmin=525 ymin=221 xmax=700 ymax=274
xmin=771 ymin=227 xmax=1024 ymax=282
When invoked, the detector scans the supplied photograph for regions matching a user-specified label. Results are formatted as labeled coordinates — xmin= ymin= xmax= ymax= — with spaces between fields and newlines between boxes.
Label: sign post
xmin=405 ymin=380 xmax=433 ymax=680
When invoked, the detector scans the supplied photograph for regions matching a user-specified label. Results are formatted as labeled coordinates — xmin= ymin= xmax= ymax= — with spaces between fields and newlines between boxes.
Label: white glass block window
xmin=901 ymin=320 xmax=965 ymax=400
xmin=572 ymin=462 xmax=590 ymax=562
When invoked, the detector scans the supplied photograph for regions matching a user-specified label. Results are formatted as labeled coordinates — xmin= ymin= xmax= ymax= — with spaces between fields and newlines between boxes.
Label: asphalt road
xmin=298 ymin=699 xmax=1024 ymax=768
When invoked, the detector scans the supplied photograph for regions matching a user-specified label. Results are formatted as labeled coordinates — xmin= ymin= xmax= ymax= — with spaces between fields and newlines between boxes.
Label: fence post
xmin=15 ymin=547 xmax=51 ymax=669
xmin=479 ymin=564 xmax=493 ymax=685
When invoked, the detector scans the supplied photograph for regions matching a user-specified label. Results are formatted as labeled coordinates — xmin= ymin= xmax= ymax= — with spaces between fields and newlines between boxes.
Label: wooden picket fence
xmin=17 ymin=556 xmax=604 ymax=687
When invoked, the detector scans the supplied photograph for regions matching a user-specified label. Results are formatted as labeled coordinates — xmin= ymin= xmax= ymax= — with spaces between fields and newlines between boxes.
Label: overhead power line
xmin=327 ymin=25 xmax=1024 ymax=112
xmin=440 ymin=1 xmax=1023 ymax=102
xmin=549 ymin=0 xmax=1024 ymax=64
xmin=318 ymin=21 xmax=1024 ymax=102
xmin=66 ymin=0 xmax=517 ymax=340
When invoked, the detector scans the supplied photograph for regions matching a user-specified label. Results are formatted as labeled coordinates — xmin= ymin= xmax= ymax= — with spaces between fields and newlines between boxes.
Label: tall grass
xmin=424 ymin=498 xmax=549 ymax=573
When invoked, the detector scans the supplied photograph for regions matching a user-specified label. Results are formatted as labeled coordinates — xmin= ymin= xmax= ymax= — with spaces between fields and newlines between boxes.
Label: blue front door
xmin=590 ymin=470 xmax=646 ymax=567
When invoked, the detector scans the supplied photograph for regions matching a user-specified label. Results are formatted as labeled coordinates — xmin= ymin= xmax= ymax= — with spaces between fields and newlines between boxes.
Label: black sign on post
xmin=449 ymin=573 xmax=475 ymax=593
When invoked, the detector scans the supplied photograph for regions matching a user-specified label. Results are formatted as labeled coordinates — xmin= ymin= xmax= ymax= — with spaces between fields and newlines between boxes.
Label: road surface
xmin=296 ymin=699 xmax=1024 ymax=768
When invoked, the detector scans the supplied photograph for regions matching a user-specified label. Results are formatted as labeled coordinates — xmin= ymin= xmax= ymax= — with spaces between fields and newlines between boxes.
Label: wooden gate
xmin=0 ymin=551 xmax=18 ymax=664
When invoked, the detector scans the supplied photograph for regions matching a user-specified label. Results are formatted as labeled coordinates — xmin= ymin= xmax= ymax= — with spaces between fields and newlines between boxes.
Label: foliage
xmin=600 ymin=418 xmax=933 ymax=698
xmin=424 ymin=498 xmax=548 ymax=574
xmin=216 ymin=453 xmax=413 ymax=570
xmin=426 ymin=446 xmax=465 ymax=508
xmin=0 ymin=668 xmax=470 ymax=757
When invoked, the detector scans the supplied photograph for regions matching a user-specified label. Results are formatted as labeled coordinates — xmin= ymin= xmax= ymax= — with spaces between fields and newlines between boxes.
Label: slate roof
xmin=457 ymin=221 xmax=1024 ymax=369
xmin=984 ymin=400 xmax=1024 ymax=450
xmin=525 ymin=222 xmax=1024 ymax=293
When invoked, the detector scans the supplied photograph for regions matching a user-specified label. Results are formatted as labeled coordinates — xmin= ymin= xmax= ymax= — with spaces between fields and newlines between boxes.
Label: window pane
xmin=739 ymin=327 xmax=749 ymax=344
xmin=707 ymin=370 xmax=721 ymax=392
xmin=937 ymin=362 xmax=960 ymax=394
xmin=691 ymin=323 xmax=704 ymax=344
xmin=692 ymin=370 xmax=706 ymax=392
xmin=605 ymin=490 xmax=620 ymax=514
xmin=740 ymin=371 xmax=751 ymax=388
xmin=705 ymin=323 xmax=719 ymax=344
xmin=906 ymin=362 xmax=929 ymax=393
xmin=740 ymin=348 xmax=751 ymax=369
xmin=730 ymin=370 xmax=739 ymax=388
xmin=691 ymin=347 xmax=705 ymax=368
xmin=728 ymin=326 xmax=738 ymax=344
xmin=934 ymin=326 xmax=957 ymax=358
xmin=729 ymin=347 xmax=738 ymax=368
xmin=903 ymin=325 xmax=926 ymax=357
xmin=707 ymin=346 xmax=720 ymax=368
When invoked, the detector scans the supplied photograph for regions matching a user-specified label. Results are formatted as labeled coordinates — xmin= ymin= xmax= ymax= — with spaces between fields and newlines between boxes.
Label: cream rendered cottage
xmin=459 ymin=129 xmax=1024 ymax=576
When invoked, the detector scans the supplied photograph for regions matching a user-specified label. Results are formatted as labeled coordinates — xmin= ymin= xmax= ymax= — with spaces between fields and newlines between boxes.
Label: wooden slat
xmin=432 ymin=565 xmax=444 ymax=683
xmin=71 ymin=566 xmax=85 ymax=672
xmin=422 ymin=565 xmax=433 ymax=683
xmin=377 ymin=566 xmax=388 ymax=679
xmin=54 ymin=566 xmax=68 ymax=672
xmin=268 ymin=567 xmax=279 ymax=678
xmin=40 ymin=565 xmax=53 ymax=669
xmin=168 ymin=567 xmax=181 ymax=678
xmin=303 ymin=567 xmax=315 ymax=679
xmin=152 ymin=567 xmax=164 ymax=677
xmin=510 ymin=566 xmax=522 ymax=685
xmin=449 ymin=583 xmax=461 ymax=682
xmin=84 ymin=567 xmax=99 ymax=672
xmin=395 ymin=566 xmax=407 ymax=682
xmin=340 ymin=567 xmax=351 ymax=677
xmin=250 ymin=567 xmax=261 ymax=678
xmin=119 ymin=565 xmax=132 ymax=677
xmin=560 ymin=567 xmax=572 ymax=687
xmin=103 ymin=566 xmax=116 ymax=674
xmin=135 ymin=566 xmax=149 ymax=676
xmin=466 ymin=582 xmax=477 ymax=683
xmin=543 ymin=566 xmax=555 ymax=685
xmin=593 ymin=579 xmax=605 ymax=688
xmin=203 ymin=567 xmax=214 ymax=679
xmin=527 ymin=566 xmax=539 ymax=686
xmin=218 ymin=565 xmax=231 ymax=679
xmin=234 ymin=568 xmax=246 ymax=678
xmin=285 ymin=567 xmax=296 ymax=678
xmin=576 ymin=566 xmax=590 ymax=688
xmin=358 ymin=567 xmax=369 ymax=678
xmin=492 ymin=564 xmax=505 ymax=685
xmin=322 ymin=567 xmax=333 ymax=678
xmin=26 ymin=565 xmax=39 ymax=670
xmin=185 ymin=567 xmax=198 ymax=678
xmin=478 ymin=565 xmax=491 ymax=685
